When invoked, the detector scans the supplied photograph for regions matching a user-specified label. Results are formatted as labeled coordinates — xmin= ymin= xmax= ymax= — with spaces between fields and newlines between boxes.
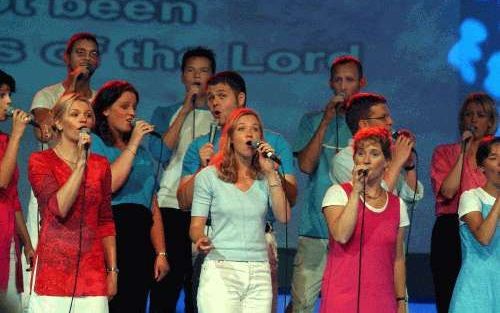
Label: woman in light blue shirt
xmin=190 ymin=108 xmax=290 ymax=313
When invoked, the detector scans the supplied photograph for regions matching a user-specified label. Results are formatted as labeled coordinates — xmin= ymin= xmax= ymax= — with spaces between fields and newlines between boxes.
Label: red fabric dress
xmin=28 ymin=149 xmax=115 ymax=296
xmin=320 ymin=183 xmax=400 ymax=313
xmin=0 ymin=132 xmax=23 ymax=292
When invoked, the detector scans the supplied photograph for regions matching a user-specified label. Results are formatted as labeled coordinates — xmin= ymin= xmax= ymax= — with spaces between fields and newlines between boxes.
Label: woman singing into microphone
xmin=0 ymin=70 xmax=34 ymax=313
xmin=449 ymin=136 xmax=500 ymax=313
xmin=91 ymin=80 xmax=169 ymax=313
xmin=189 ymin=108 xmax=290 ymax=313
xmin=28 ymin=93 xmax=116 ymax=312
xmin=430 ymin=92 xmax=498 ymax=313
xmin=321 ymin=127 xmax=408 ymax=313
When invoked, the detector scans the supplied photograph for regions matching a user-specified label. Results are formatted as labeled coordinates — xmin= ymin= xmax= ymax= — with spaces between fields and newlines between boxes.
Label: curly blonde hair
xmin=210 ymin=108 xmax=265 ymax=183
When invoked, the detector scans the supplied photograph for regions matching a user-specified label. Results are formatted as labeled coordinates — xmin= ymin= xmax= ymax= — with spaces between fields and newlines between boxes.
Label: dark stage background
xmin=1 ymin=0 xmax=500 ymax=263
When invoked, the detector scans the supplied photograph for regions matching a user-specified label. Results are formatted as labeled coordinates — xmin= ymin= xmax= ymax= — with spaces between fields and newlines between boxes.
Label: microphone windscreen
xmin=80 ymin=127 xmax=91 ymax=135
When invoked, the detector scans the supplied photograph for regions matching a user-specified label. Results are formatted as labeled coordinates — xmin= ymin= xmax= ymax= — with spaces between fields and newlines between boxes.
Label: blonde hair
xmin=458 ymin=92 xmax=498 ymax=135
xmin=210 ymin=108 xmax=264 ymax=183
xmin=52 ymin=93 xmax=94 ymax=133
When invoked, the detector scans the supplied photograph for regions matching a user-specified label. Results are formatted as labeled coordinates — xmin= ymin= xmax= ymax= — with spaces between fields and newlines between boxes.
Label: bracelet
xmin=404 ymin=164 xmax=415 ymax=171
xmin=157 ymin=251 xmax=168 ymax=258
xmin=107 ymin=267 xmax=119 ymax=273
xmin=125 ymin=147 xmax=136 ymax=156
xmin=396 ymin=296 xmax=407 ymax=303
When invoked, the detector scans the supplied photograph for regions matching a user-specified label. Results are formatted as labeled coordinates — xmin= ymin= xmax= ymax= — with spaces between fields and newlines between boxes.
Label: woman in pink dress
xmin=0 ymin=70 xmax=35 ymax=313
xmin=28 ymin=93 xmax=116 ymax=313
xmin=321 ymin=127 xmax=408 ymax=313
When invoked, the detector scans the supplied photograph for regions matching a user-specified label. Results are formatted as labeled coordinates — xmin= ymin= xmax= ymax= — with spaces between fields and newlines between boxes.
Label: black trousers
xmin=150 ymin=208 xmax=195 ymax=313
xmin=109 ymin=203 xmax=154 ymax=313
xmin=430 ymin=214 xmax=462 ymax=313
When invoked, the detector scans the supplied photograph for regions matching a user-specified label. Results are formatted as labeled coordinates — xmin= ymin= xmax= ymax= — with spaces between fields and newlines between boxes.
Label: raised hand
xmin=199 ymin=143 xmax=215 ymax=167
xmin=10 ymin=109 xmax=30 ymax=139
xmin=129 ymin=119 xmax=155 ymax=147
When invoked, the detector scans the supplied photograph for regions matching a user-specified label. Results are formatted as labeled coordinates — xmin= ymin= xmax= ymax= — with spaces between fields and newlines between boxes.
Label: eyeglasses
xmin=365 ymin=114 xmax=391 ymax=121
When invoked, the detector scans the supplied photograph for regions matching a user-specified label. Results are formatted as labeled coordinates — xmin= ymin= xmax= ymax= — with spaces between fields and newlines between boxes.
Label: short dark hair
xmin=345 ymin=92 xmax=387 ymax=134
xmin=330 ymin=55 xmax=363 ymax=82
xmin=65 ymin=32 xmax=99 ymax=57
xmin=459 ymin=92 xmax=498 ymax=135
xmin=353 ymin=126 xmax=392 ymax=160
xmin=0 ymin=70 xmax=15 ymax=92
xmin=207 ymin=71 xmax=247 ymax=103
xmin=92 ymin=80 xmax=139 ymax=146
xmin=476 ymin=136 xmax=500 ymax=167
xmin=181 ymin=46 xmax=216 ymax=73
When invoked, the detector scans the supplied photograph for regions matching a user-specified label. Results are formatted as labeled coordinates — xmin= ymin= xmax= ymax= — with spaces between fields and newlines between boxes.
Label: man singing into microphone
xmin=31 ymin=32 xmax=100 ymax=144
xmin=288 ymin=55 xmax=364 ymax=313
xmin=148 ymin=47 xmax=217 ymax=313
xmin=330 ymin=92 xmax=423 ymax=202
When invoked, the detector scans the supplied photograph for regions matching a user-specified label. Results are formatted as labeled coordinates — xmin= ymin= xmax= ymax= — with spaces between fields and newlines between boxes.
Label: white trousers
xmin=27 ymin=253 xmax=108 ymax=313
xmin=198 ymin=259 xmax=272 ymax=313
xmin=28 ymin=293 xmax=108 ymax=313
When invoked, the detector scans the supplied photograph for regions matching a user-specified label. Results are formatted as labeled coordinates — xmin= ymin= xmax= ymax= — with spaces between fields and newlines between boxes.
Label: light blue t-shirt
xmin=293 ymin=111 xmax=351 ymax=239
xmin=91 ymin=134 xmax=158 ymax=209
xmin=192 ymin=166 xmax=271 ymax=261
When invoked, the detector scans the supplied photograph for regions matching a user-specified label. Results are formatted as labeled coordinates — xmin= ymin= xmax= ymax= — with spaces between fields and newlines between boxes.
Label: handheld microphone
xmin=358 ymin=169 xmax=368 ymax=177
xmin=392 ymin=129 xmax=416 ymax=152
xmin=208 ymin=122 xmax=218 ymax=144
xmin=462 ymin=125 xmax=476 ymax=145
xmin=5 ymin=106 xmax=40 ymax=128
xmin=247 ymin=140 xmax=282 ymax=165
xmin=192 ymin=82 xmax=201 ymax=105
xmin=333 ymin=91 xmax=347 ymax=109
xmin=130 ymin=118 xmax=162 ymax=138
xmin=79 ymin=127 xmax=91 ymax=150
xmin=77 ymin=64 xmax=95 ymax=80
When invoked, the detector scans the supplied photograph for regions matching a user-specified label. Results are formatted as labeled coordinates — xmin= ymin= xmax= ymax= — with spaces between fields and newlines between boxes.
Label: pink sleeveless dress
xmin=320 ymin=183 xmax=400 ymax=313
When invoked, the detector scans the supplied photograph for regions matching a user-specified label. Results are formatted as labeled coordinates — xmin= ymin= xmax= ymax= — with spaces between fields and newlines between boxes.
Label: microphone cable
xmin=68 ymin=157 xmax=89 ymax=313
xmin=404 ymin=149 xmax=419 ymax=256
xmin=356 ymin=175 xmax=368 ymax=313
xmin=276 ymin=165 xmax=289 ymax=313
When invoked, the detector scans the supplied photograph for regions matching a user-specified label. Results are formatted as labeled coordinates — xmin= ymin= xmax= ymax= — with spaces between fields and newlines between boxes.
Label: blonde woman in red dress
xmin=28 ymin=93 xmax=116 ymax=313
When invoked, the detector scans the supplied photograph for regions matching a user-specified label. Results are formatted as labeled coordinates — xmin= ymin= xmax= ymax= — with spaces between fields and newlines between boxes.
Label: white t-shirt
xmin=30 ymin=82 xmax=96 ymax=111
xmin=458 ymin=188 xmax=495 ymax=225
xmin=322 ymin=184 xmax=410 ymax=227
xmin=157 ymin=106 xmax=214 ymax=209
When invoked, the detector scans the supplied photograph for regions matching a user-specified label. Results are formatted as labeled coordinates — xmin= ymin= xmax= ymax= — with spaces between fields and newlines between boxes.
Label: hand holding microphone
xmin=200 ymin=123 xmax=219 ymax=166
xmin=352 ymin=164 xmax=369 ymax=192
xmin=78 ymin=127 xmax=91 ymax=165
xmin=392 ymin=128 xmax=416 ymax=168
xmin=184 ymin=82 xmax=202 ymax=109
xmin=461 ymin=126 xmax=476 ymax=152
xmin=130 ymin=118 xmax=162 ymax=139
xmin=76 ymin=63 xmax=95 ymax=80
xmin=324 ymin=91 xmax=346 ymax=121
xmin=247 ymin=140 xmax=282 ymax=171
xmin=6 ymin=106 xmax=39 ymax=128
